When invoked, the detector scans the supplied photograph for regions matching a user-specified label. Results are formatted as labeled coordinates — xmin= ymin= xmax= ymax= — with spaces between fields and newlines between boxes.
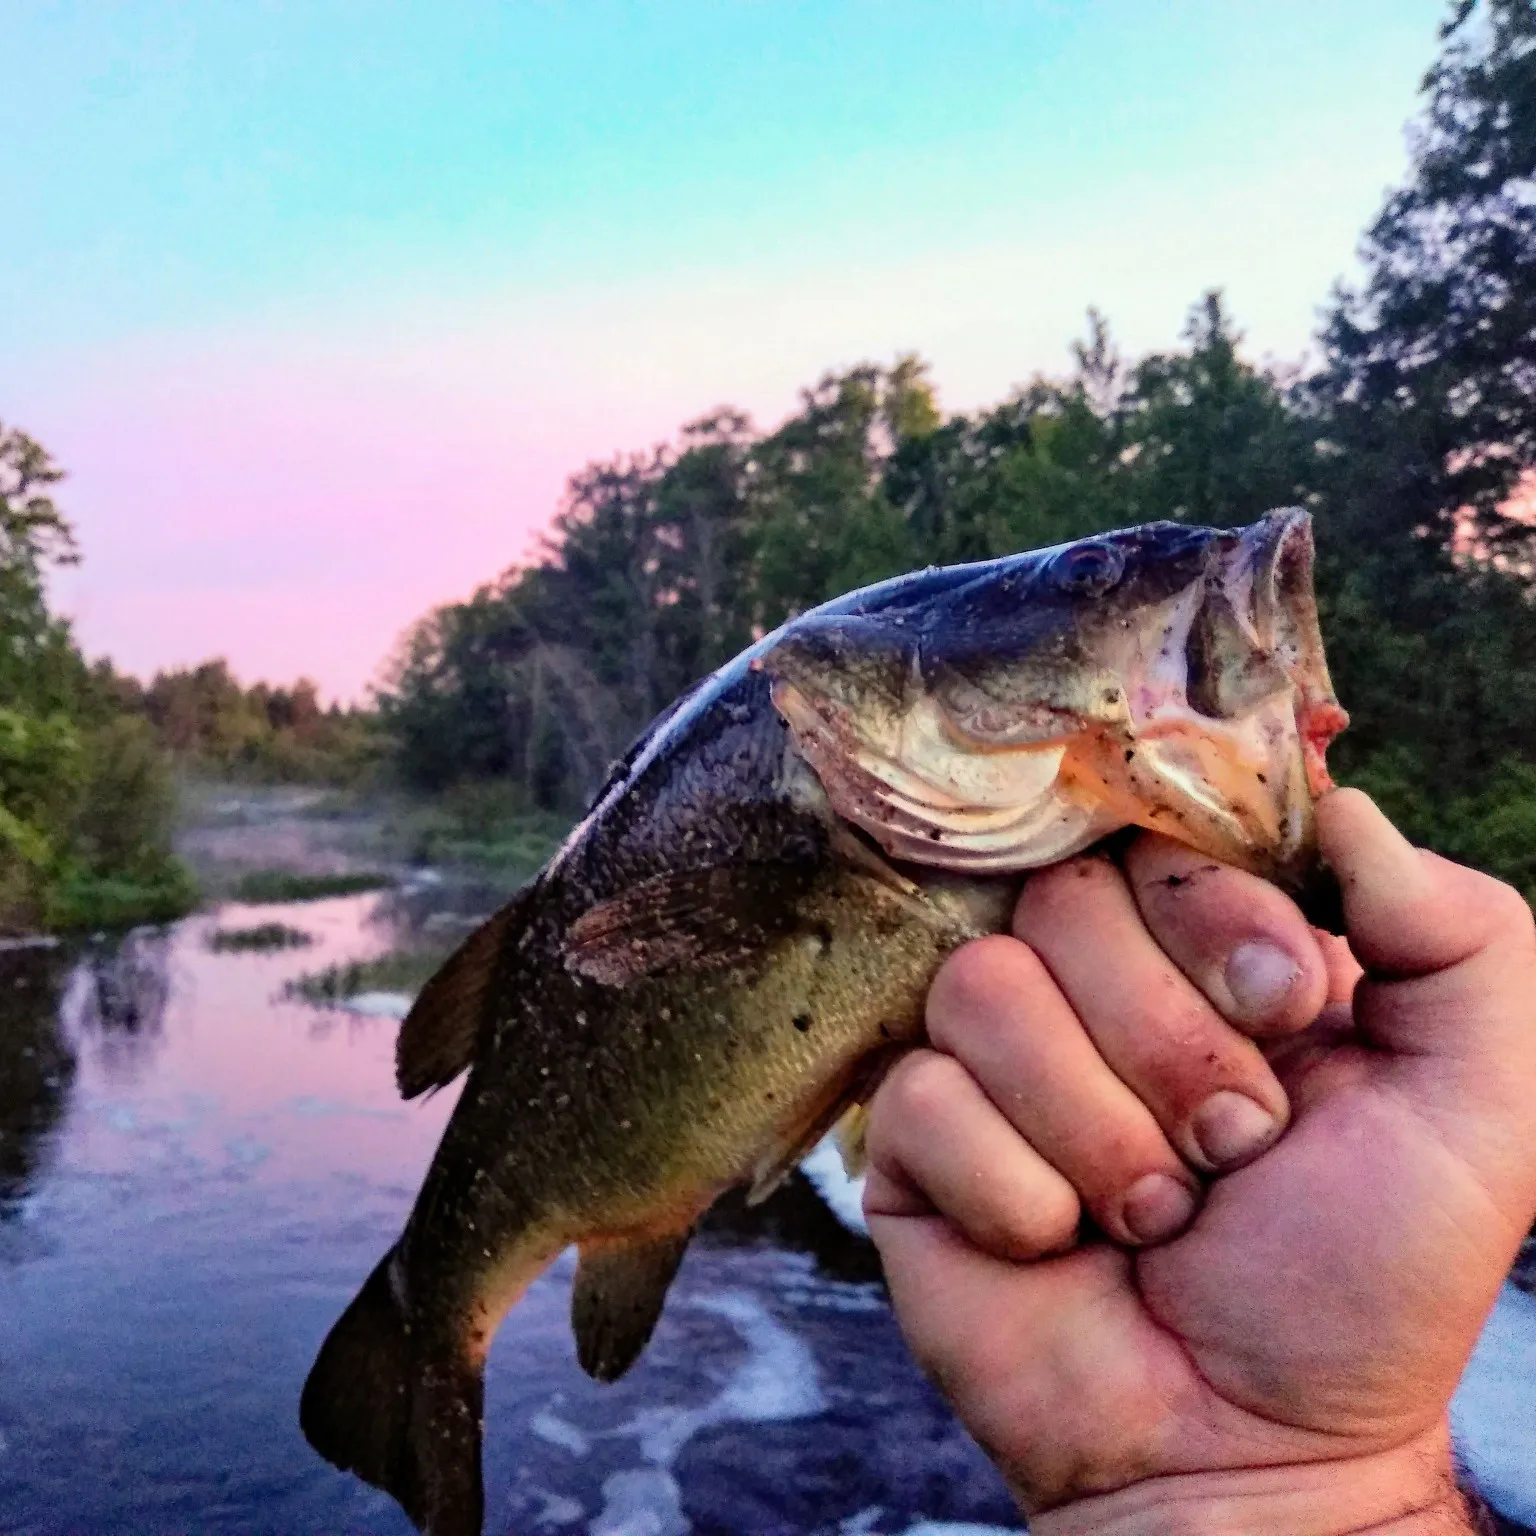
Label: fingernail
xmin=1192 ymin=1091 xmax=1279 ymax=1168
xmin=1122 ymin=1173 xmax=1198 ymax=1244
xmin=1224 ymin=941 xmax=1300 ymax=1021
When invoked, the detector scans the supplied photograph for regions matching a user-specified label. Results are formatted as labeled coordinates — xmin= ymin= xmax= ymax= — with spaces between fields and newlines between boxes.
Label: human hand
xmin=864 ymin=790 xmax=1536 ymax=1534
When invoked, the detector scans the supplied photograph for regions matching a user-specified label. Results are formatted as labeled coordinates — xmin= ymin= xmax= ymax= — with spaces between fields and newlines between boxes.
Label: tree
xmin=0 ymin=423 xmax=191 ymax=930
xmin=1304 ymin=0 xmax=1536 ymax=866
xmin=1321 ymin=0 xmax=1536 ymax=558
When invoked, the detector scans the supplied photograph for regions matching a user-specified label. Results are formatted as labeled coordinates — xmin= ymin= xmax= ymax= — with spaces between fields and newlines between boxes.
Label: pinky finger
xmin=863 ymin=1050 xmax=1082 ymax=1262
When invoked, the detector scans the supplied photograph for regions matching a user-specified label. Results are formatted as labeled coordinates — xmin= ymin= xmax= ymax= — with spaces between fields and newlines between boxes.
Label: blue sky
xmin=2 ymin=2 xmax=1449 ymax=697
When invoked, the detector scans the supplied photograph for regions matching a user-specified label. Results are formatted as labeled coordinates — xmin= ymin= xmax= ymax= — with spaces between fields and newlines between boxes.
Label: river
xmin=1 ymin=880 xmax=1533 ymax=1534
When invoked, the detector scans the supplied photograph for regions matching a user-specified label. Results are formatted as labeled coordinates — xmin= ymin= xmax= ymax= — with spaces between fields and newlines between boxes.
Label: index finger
xmin=1124 ymin=835 xmax=1330 ymax=1038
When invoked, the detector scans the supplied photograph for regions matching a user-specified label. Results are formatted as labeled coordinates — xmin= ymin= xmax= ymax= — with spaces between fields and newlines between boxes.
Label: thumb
xmin=1318 ymin=788 xmax=1536 ymax=1060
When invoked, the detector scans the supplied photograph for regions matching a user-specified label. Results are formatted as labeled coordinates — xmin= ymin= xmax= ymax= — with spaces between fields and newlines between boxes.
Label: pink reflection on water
xmin=58 ymin=893 xmax=456 ymax=1191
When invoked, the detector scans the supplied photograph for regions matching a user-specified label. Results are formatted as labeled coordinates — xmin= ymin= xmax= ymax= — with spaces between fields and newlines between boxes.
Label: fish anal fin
xmin=572 ymin=1227 xmax=694 ymax=1382
xmin=746 ymin=1047 xmax=898 ymax=1205
xmin=396 ymin=890 xmax=529 ymax=1100
xmin=564 ymin=862 xmax=813 ymax=987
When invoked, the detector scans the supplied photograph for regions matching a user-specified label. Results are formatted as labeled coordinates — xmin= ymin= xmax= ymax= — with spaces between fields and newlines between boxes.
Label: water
xmin=0 ymin=895 xmax=1020 ymax=1536
xmin=1 ymin=891 xmax=1533 ymax=1535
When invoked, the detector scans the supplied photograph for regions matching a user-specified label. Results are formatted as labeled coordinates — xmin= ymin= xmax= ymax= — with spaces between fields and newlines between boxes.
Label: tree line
xmin=0 ymin=423 xmax=192 ymax=930
xmin=0 ymin=433 xmax=376 ymax=932
xmin=111 ymin=661 xmax=379 ymax=787
xmin=4 ymin=0 xmax=1533 ymax=928
xmin=378 ymin=0 xmax=1536 ymax=900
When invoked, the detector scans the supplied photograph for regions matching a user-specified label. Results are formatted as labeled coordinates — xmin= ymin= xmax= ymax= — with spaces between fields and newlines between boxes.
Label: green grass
xmin=44 ymin=864 xmax=199 ymax=932
xmin=383 ymin=783 xmax=569 ymax=893
xmin=231 ymin=868 xmax=393 ymax=903
xmin=284 ymin=947 xmax=447 ymax=1006
xmin=206 ymin=921 xmax=315 ymax=953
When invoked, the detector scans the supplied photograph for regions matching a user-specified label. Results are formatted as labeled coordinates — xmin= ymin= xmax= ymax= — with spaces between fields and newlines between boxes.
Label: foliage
xmin=0 ymin=422 xmax=195 ymax=932
xmin=379 ymin=300 xmax=1318 ymax=814
xmin=382 ymin=780 xmax=570 ymax=892
xmin=1303 ymin=0 xmax=1536 ymax=870
xmin=378 ymin=0 xmax=1536 ymax=901
xmin=1320 ymin=0 xmax=1536 ymax=558
xmin=114 ymin=659 xmax=381 ymax=787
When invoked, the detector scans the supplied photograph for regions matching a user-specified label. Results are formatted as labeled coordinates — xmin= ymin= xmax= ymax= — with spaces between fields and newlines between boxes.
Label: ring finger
xmin=924 ymin=935 xmax=1202 ymax=1247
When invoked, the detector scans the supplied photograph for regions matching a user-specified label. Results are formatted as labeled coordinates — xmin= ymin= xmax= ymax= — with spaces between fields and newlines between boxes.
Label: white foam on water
xmin=587 ymin=1468 xmax=689 ymax=1536
xmin=896 ymin=1525 xmax=1021 ymax=1536
xmin=800 ymin=1136 xmax=869 ymax=1235
xmin=531 ymin=1491 xmax=585 ymax=1527
xmin=614 ymin=1289 xmax=825 ymax=1469
xmin=341 ymin=990 xmax=414 ymax=1019
xmin=531 ymin=1407 xmax=592 ymax=1457
xmin=1451 ymin=1282 xmax=1536 ymax=1525
xmin=839 ymin=1507 xmax=886 ymax=1534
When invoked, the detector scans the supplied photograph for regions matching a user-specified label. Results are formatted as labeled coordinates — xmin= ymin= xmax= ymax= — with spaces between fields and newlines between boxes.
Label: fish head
xmin=760 ymin=509 xmax=1347 ymax=886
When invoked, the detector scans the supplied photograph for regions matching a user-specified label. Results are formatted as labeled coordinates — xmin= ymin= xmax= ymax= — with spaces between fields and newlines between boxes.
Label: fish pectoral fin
xmin=746 ymin=1047 xmax=898 ymax=1205
xmin=396 ymin=888 xmax=532 ymax=1100
xmin=572 ymin=1228 xmax=694 ymax=1382
xmin=564 ymin=862 xmax=814 ymax=987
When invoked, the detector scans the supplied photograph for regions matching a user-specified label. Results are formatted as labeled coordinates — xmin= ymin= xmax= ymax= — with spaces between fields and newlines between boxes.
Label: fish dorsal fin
xmin=564 ymin=862 xmax=813 ymax=987
xmin=395 ymin=891 xmax=529 ymax=1100
xmin=572 ymin=1227 xmax=694 ymax=1382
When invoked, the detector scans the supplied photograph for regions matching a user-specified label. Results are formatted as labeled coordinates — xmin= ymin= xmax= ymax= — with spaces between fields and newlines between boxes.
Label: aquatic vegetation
xmin=231 ymin=869 xmax=392 ymax=903
xmin=284 ymin=947 xmax=444 ymax=1006
xmin=206 ymin=921 xmax=315 ymax=953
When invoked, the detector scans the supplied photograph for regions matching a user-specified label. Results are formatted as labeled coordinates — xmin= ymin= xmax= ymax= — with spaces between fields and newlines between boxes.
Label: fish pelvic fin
xmin=572 ymin=1227 xmax=694 ymax=1382
xmin=300 ymin=1248 xmax=485 ymax=1536
xmin=833 ymin=1102 xmax=871 ymax=1179
xmin=397 ymin=889 xmax=531 ymax=1099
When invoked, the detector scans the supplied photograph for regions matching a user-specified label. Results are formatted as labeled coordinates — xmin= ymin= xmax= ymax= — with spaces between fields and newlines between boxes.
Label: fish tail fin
xmin=300 ymin=1248 xmax=485 ymax=1536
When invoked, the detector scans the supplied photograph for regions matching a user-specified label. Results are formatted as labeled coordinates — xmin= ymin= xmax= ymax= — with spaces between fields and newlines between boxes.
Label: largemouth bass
xmin=301 ymin=509 xmax=1347 ymax=1535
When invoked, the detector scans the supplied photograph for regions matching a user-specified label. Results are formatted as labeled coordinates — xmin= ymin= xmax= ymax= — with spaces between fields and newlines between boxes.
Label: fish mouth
xmin=768 ymin=511 xmax=1348 ymax=885
xmin=1218 ymin=508 xmax=1348 ymax=799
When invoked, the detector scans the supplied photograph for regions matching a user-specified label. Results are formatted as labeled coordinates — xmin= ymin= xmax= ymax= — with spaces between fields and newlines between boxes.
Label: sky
xmin=2 ymin=1 xmax=1450 ymax=703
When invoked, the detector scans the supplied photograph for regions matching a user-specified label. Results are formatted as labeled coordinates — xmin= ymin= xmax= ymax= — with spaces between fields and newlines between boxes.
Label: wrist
xmin=1027 ymin=1427 xmax=1475 ymax=1536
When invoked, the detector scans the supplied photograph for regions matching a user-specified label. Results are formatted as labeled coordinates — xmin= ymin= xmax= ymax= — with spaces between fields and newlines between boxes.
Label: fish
xmin=300 ymin=508 xmax=1347 ymax=1536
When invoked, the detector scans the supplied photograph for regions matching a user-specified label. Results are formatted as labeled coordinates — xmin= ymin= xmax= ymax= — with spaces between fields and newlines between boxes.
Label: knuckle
xmin=1000 ymin=1183 xmax=1079 ymax=1258
xmin=1488 ymin=879 xmax=1536 ymax=950
xmin=1014 ymin=854 xmax=1118 ymax=935
xmin=867 ymin=1051 xmax=960 ymax=1164
xmin=926 ymin=934 xmax=1040 ymax=1045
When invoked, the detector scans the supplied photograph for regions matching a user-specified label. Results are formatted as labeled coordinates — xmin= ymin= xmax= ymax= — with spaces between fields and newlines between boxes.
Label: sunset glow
xmin=4 ymin=1 xmax=1446 ymax=699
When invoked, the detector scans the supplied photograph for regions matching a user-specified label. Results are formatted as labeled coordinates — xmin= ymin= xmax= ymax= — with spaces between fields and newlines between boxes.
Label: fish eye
xmin=1050 ymin=541 xmax=1125 ymax=596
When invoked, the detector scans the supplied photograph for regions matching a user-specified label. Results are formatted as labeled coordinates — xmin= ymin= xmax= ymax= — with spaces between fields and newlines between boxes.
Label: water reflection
xmin=0 ymin=946 xmax=74 ymax=1217
xmin=0 ymin=888 xmax=1528 ymax=1535
xmin=69 ymin=927 xmax=173 ymax=1084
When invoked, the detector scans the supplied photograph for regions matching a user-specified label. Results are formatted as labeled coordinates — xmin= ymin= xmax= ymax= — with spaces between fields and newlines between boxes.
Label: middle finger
xmin=1013 ymin=854 xmax=1290 ymax=1174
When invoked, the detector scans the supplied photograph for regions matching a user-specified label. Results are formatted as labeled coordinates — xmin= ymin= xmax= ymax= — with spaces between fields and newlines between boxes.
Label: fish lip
xmin=1223 ymin=508 xmax=1321 ymax=669
xmin=1219 ymin=507 xmax=1348 ymax=778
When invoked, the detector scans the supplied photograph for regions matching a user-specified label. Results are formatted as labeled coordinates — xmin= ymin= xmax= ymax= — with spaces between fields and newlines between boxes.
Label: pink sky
xmin=31 ymin=175 xmax=1403 ymax=705
xmin=5 ymin=3 xmax=1450 ymax=705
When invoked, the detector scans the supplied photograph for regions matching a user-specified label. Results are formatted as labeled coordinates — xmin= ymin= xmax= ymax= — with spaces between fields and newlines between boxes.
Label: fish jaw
xmin=765 ymin=511 xmax=1348 ymax=888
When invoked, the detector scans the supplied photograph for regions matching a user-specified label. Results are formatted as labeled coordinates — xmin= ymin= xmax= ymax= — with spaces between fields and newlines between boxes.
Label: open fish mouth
xmin=765 ymin=510 xmax=1348 ymax=886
